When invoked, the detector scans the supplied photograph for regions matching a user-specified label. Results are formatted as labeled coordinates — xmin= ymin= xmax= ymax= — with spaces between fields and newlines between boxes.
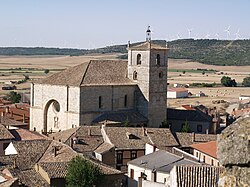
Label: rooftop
xmin=0 ymin=124 xmax=14 ymax=140
xmin=128 ymin=150 xmax=199 ymax=173
xmin=36 ymin=60 xmax=135 ymax=86
xmin=191 ymin=141 xmax=217 ymax=158
xmin=167 ymin=108 xmax=212 ymax=122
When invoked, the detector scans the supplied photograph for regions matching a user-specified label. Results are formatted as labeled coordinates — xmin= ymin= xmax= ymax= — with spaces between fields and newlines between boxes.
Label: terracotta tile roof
xmin=0 ymin=124 xmax=14 ymax=140
xmin=168 ymin=88 xmax=188 ymax=92
xmin=9 ymin=128 xmax=47 ymax=141
xmin=0 ymin=116 xmax=27 ymax=128
xmin=181 ymin=105 xmax=195 ymax=110
xmin=95 ymin=142 xmax=114 ymax=154
xmin=103 ymin=127 xmax=179 ymax=150
xmin=49 ymin=126 xmax=103 ymax=155
xmin=7 ymin=168 xmax=49 ymax=187
xmin=167 ymin=108 xmax=212 ymax=122
xmin=38 ymin=141 xmax=77 ymax=163
xmin=174 ymin=132 xmax=217 ymax=147
xmin=38 ymin=162 xmax=68 ymax=179
xmin=36 ymin=60 xmax=135 ymax=86
xmin=129 ymin=41 xmax=167 ymax=50
xmin=191 ymin=141 xmax=217 ymax=158
xmin=92 ymin=110 xmax=148 ymax=124
xmin=11 ymin=140 xmax=51 ymax=170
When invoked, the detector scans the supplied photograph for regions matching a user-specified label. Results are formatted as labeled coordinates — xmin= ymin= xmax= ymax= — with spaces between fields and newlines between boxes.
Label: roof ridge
xmin=79 ymin=61 xmax=91 ymax=86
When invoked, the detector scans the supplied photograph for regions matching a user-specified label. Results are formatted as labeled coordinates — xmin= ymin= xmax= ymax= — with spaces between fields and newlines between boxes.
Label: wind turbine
xmin=205 ymin=33 xmax=210 ymax=39
xmin=215 ymin=33 xmax=219 ymax=40
xmin=176 ymin=33 xmax=182 ymax=40
xmin=187 ymin=28 xmax=193 ymax=38
xmin=235 ymin=29 xmax=241 ymax=40
xmin=224 ymin=26 xmax=231 ymax=40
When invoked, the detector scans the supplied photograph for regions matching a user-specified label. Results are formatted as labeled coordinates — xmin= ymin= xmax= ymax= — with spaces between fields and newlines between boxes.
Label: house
xmin=48 ymin=126 xmax=103 ymax=156
xmin=167 ymin=108 xmax=213 ymax=134
xmin=167 ymin=88 xmax=188 ymax=98
xmin=190 ymin=141 xmax=220 ymax=166
xmin=1 ymin=139 xmax=125 ymax=187
xmin=239 ymin=94 xmax=250 ymax=100
xmin=30 ymin=29 xmax=169 ymax=133
xmin=95 ymin=126 xmax=179 ymax=171
xmin=127 ymin=150 xmax=200 ymax=187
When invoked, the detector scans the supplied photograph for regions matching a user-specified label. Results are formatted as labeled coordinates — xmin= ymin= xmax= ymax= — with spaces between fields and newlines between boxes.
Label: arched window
xmin=137 ymin=54 xmax=142 ymax=65
xmin=156 ymin=54 xmax=160 ymax=65
xmin=124 ymin=95 xmax=128 ymax=107
xmin=133 ymin=71 xmax=138 ymax=80
xmin=98 ymin=96 xmax=102 ymax=109
xmin=159 ymin=72 xmax=163 ymax=78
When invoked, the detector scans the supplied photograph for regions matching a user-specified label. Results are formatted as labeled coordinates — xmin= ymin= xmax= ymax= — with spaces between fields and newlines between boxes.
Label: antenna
xmin=176 ymin=33 xmax=182 ymax=40
xmin=224 ymin=26 xmax=231 ymax=40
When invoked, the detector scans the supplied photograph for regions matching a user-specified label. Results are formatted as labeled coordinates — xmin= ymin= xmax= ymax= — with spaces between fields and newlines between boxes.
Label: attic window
xmin=126 ymin=132 xmax=139 ymax=139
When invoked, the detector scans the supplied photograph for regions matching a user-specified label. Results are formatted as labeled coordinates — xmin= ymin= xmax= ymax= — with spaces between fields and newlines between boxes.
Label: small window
xmin=159 ymin=72 xmax=163 ymax=78
xmin=117 ymin=152 xmax=123 ymax=164
xmin=211 ymin=159 xmax=214 ymax=166
xmin=131 ymin=151 xmax=137 ymax=160
xmin=54 ymin=116 xmax=59 ymax=128
xmin=137 ymin=54 xmax=142 ymax=65
xmin=133 ymin=71 xmax=138 ymax=80
xmin=156 ymin=54 xmax=160 ymax=65
xmin=196 ymin=152 xmax=198 ymax=157
xmin=197 ymin=125 xmax=202 ymax=132
xmin=124 ymin=95 xmax=128 ymax=107
xmin=130 ymin=169 xmax=134 ymax=179
xmin=203 ymin=155 xmax=206 ymax=162
xmin=98 ymin=96 xmax=102 ymax=109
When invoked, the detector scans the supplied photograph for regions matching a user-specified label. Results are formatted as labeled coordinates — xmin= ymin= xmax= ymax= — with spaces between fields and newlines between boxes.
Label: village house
xmin=167 ymin=108 xmax=214 ymax=134
xmin=30 ymin=28 xmax=169 ymax=133
xmin=127 ymin=150 xmax=200 ymax=187
xmin=167 ymin=87 xmax=188 ymax=99
xmin=190 ymin=141 xmax=220 ymax=166
xmin=1 ymin=139 xmax=125 ymax=187
xmin=95 ymin=126 xmax=179 ymax=171
xmin=0 ymin=124 xmax=14 ymax=155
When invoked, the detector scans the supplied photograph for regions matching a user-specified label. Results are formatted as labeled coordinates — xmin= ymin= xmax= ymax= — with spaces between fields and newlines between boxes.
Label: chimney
xmin=192 ymin=133 xmax=195 ymax=142
xmin=88 ymin=128 xmax=91 ymax=136
xmin=13 ymin=159 xmax=17 ymax=169
xmin=5 ymin=107 xmax=10 ymax=114
xmin=53 ymin=146 xmax=57 ymax=157
xmin=1 ymin=111 xmax=5 ymax=117
xmin=142 ymin=127 xmax=146 ymax=136
xmin=70 ymin=138 xmax=73 ymax=148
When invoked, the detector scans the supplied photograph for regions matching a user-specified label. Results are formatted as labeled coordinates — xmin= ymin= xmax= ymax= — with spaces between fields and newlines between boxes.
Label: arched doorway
xmin=43 ymin=99 xmax=60 ymax=134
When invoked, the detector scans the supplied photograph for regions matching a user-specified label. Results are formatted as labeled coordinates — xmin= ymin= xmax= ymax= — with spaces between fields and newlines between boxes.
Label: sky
xmin=0 ymin=0 xmax=249 ymax=49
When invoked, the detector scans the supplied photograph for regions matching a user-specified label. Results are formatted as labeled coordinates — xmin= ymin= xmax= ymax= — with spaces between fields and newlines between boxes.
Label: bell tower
xmin=128 ymin=27 xmax=168 ymax=127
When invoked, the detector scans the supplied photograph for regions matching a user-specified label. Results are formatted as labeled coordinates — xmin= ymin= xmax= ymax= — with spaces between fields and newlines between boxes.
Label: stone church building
xmin=30 ymin=29 xmax=169 ymax=133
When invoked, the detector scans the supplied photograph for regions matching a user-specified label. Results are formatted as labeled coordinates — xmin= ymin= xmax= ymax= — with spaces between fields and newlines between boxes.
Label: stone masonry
xmin=217 ymin=114 xmax=250 ymax=187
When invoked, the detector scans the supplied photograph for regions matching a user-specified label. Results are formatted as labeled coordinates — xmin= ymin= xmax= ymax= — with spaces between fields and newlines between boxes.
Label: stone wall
xmin=217 ymin=114 xmax=250 ymax=187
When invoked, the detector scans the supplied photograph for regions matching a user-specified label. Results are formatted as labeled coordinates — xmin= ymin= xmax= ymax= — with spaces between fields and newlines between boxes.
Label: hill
xmin=0 ymin=39 xmax=250 ymax=66
xmin=168 ymin=39 xmax=250 ymax=66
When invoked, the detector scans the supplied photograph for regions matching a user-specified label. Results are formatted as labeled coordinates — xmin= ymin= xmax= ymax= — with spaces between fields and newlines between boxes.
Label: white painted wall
xmin=4 ymin=142 xmax=17 ymax=155
xmin=167 ymin=91 xmax=188 ymax=98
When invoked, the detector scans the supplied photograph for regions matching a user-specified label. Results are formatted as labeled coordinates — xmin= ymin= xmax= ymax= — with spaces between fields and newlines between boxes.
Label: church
xmin=30 ymin=28 xmax=169 ymax=133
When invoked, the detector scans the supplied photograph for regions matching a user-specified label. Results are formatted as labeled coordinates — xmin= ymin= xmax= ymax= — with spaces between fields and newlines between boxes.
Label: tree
xmin=66 ymin=156 xmax=103 ymax=187
xmin=160 ymin=119 xmax=169 ymax=128
xmin=242 ymin=77 xmax=250 ymax=87
xmin=4 ymin=91 xmax=21 ymax=103
xmin=181 ymin=120 xmax=191 ymax=133
xmin=44 ymin=69 xmax=50 ymax=74
xmin=220 ymin=76 xmax=237 ymax=87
